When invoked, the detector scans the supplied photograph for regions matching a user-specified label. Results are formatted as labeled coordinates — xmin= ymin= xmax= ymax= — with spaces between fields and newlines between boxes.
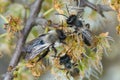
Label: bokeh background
xmin=0 ymin=0 xmax=120 ymax=80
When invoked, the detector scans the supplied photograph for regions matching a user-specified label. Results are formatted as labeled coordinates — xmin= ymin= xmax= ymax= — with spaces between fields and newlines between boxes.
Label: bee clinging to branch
xmin=54 ymin=47 xmax=80 ymax=79
xmin=23 ymin=29 xmax=66 ymax=62
xmin=56 ymin=6 xmax=93 ymax=46
xmin=59 ymin=54 xmax=80 ymax=79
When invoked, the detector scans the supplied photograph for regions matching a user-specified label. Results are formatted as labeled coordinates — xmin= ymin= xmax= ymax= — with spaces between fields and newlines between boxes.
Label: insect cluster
xmin=23 ymin=0 xmax=112 ymax=80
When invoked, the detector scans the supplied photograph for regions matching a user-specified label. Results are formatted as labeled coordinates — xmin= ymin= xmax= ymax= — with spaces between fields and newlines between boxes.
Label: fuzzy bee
xmin=56 ymin=12 xmax=93 ymax=46
xmin=59 ymin=54 xmax=80 ymax=78
xmin=23 ymin=29 xmax=66 ymax=61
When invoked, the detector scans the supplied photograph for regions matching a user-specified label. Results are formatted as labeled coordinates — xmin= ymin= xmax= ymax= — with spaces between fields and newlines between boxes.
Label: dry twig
xmin=79 ymin=0 xmax=113 ymax=17
xmin=4 ymin=0 xmax=44 ymax=80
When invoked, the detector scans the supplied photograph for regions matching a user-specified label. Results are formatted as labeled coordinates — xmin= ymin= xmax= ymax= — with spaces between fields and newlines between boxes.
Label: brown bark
xmin=4 ymin=0 xmax=44 ymax=80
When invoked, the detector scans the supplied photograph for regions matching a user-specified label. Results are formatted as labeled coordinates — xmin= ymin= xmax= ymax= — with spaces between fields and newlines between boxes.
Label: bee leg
xmin=73 ymin=63 xmax=78 ymax=66
xmin=60 ymin=40 xmax=67 ymax=45
xmin=51 ymin=45 xmax=57 ymax=57
xmin=37 ymin=48 xmax=50 ymax=62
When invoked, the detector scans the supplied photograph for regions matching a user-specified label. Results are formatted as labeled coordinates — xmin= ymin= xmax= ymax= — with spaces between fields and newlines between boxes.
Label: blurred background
xmin=0 ymin=0 xmax=120 ymax=80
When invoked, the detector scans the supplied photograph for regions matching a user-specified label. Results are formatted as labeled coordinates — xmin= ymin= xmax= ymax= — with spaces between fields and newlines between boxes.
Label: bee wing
xmin=24 ymin=34 xmax=46 ymax=53
xmin=25 ymin=43 xmax=52 ymax=60
xmin=24 ymin=34 xmax=52 ymax=60
xmin=81 ymin=29 xmax=93 ymax=46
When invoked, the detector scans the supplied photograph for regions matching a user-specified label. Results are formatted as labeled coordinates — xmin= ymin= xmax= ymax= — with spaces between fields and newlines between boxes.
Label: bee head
xmin=67 ymin=15 xmax=77 ymax=25
xmin=59 ymin=54 xmax=72 ymax=69
xmin=60 ymin=54 xmax=70 ymax=64
xmin=56 ymin=29 xmax=66 ymax=41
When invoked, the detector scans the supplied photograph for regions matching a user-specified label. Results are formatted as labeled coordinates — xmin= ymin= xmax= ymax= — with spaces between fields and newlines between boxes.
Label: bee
xmin=56 ymin=12 xmax=93 ymax=46
xmin=23 ymin=29 xmax=66 ymax=61
xmin=59 ymin=54 xmax=80 ymax=78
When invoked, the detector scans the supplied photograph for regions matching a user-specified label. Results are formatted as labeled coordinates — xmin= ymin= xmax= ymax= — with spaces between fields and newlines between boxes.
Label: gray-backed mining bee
xmin=55 ymin=5 xmax=93 ymax=46
xmin=56 ymin=12 xmax=93 ymax=46
xmin=24 ymin=29 xmax=66 ymax=61
xmin=59 ymin=54 xmax=80 ymax=78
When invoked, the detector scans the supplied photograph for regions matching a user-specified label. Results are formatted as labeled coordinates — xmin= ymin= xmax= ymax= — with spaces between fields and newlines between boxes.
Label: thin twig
xmin=4 ymin=0 xmax=44 ymax=80
xmin=79 ymin=0 xmax=113 ymax=17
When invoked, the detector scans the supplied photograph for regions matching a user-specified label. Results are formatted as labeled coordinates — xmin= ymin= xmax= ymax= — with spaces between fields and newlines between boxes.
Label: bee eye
xmin=59 ymin=34 xmax=66 ymax=40
xmin=67 ymin=15 xmax=77 ymax=24
xmin=56 ymin=30 xmax=66 ymax=40
xmin=67 ymin=18 xmax=73 ymax=23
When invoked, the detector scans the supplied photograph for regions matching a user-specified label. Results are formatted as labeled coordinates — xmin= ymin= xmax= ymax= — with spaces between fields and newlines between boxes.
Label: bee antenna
xmin=66 ymin=4 xmax=70 ymax=16
xmin=55 ymin=13 xmax=68 ymax=18
xmin=76 ymin=11 xmax=80 ymax=18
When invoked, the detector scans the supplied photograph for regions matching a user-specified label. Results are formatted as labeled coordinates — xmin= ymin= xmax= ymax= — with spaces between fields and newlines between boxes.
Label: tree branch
xmin=4 ymin=0 xmax=44 ymax=80
xmin=80 ymin=0 xmax=114 ymax=17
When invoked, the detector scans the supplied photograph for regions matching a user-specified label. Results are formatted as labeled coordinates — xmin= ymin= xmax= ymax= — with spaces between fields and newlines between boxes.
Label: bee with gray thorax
xmin=59 ymin=54 xmax=80 ymax=79
xmin=56 ymin=12 xmax=93 ymax=46
xmin=24 ymin=29 xmax=66 ymax=61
